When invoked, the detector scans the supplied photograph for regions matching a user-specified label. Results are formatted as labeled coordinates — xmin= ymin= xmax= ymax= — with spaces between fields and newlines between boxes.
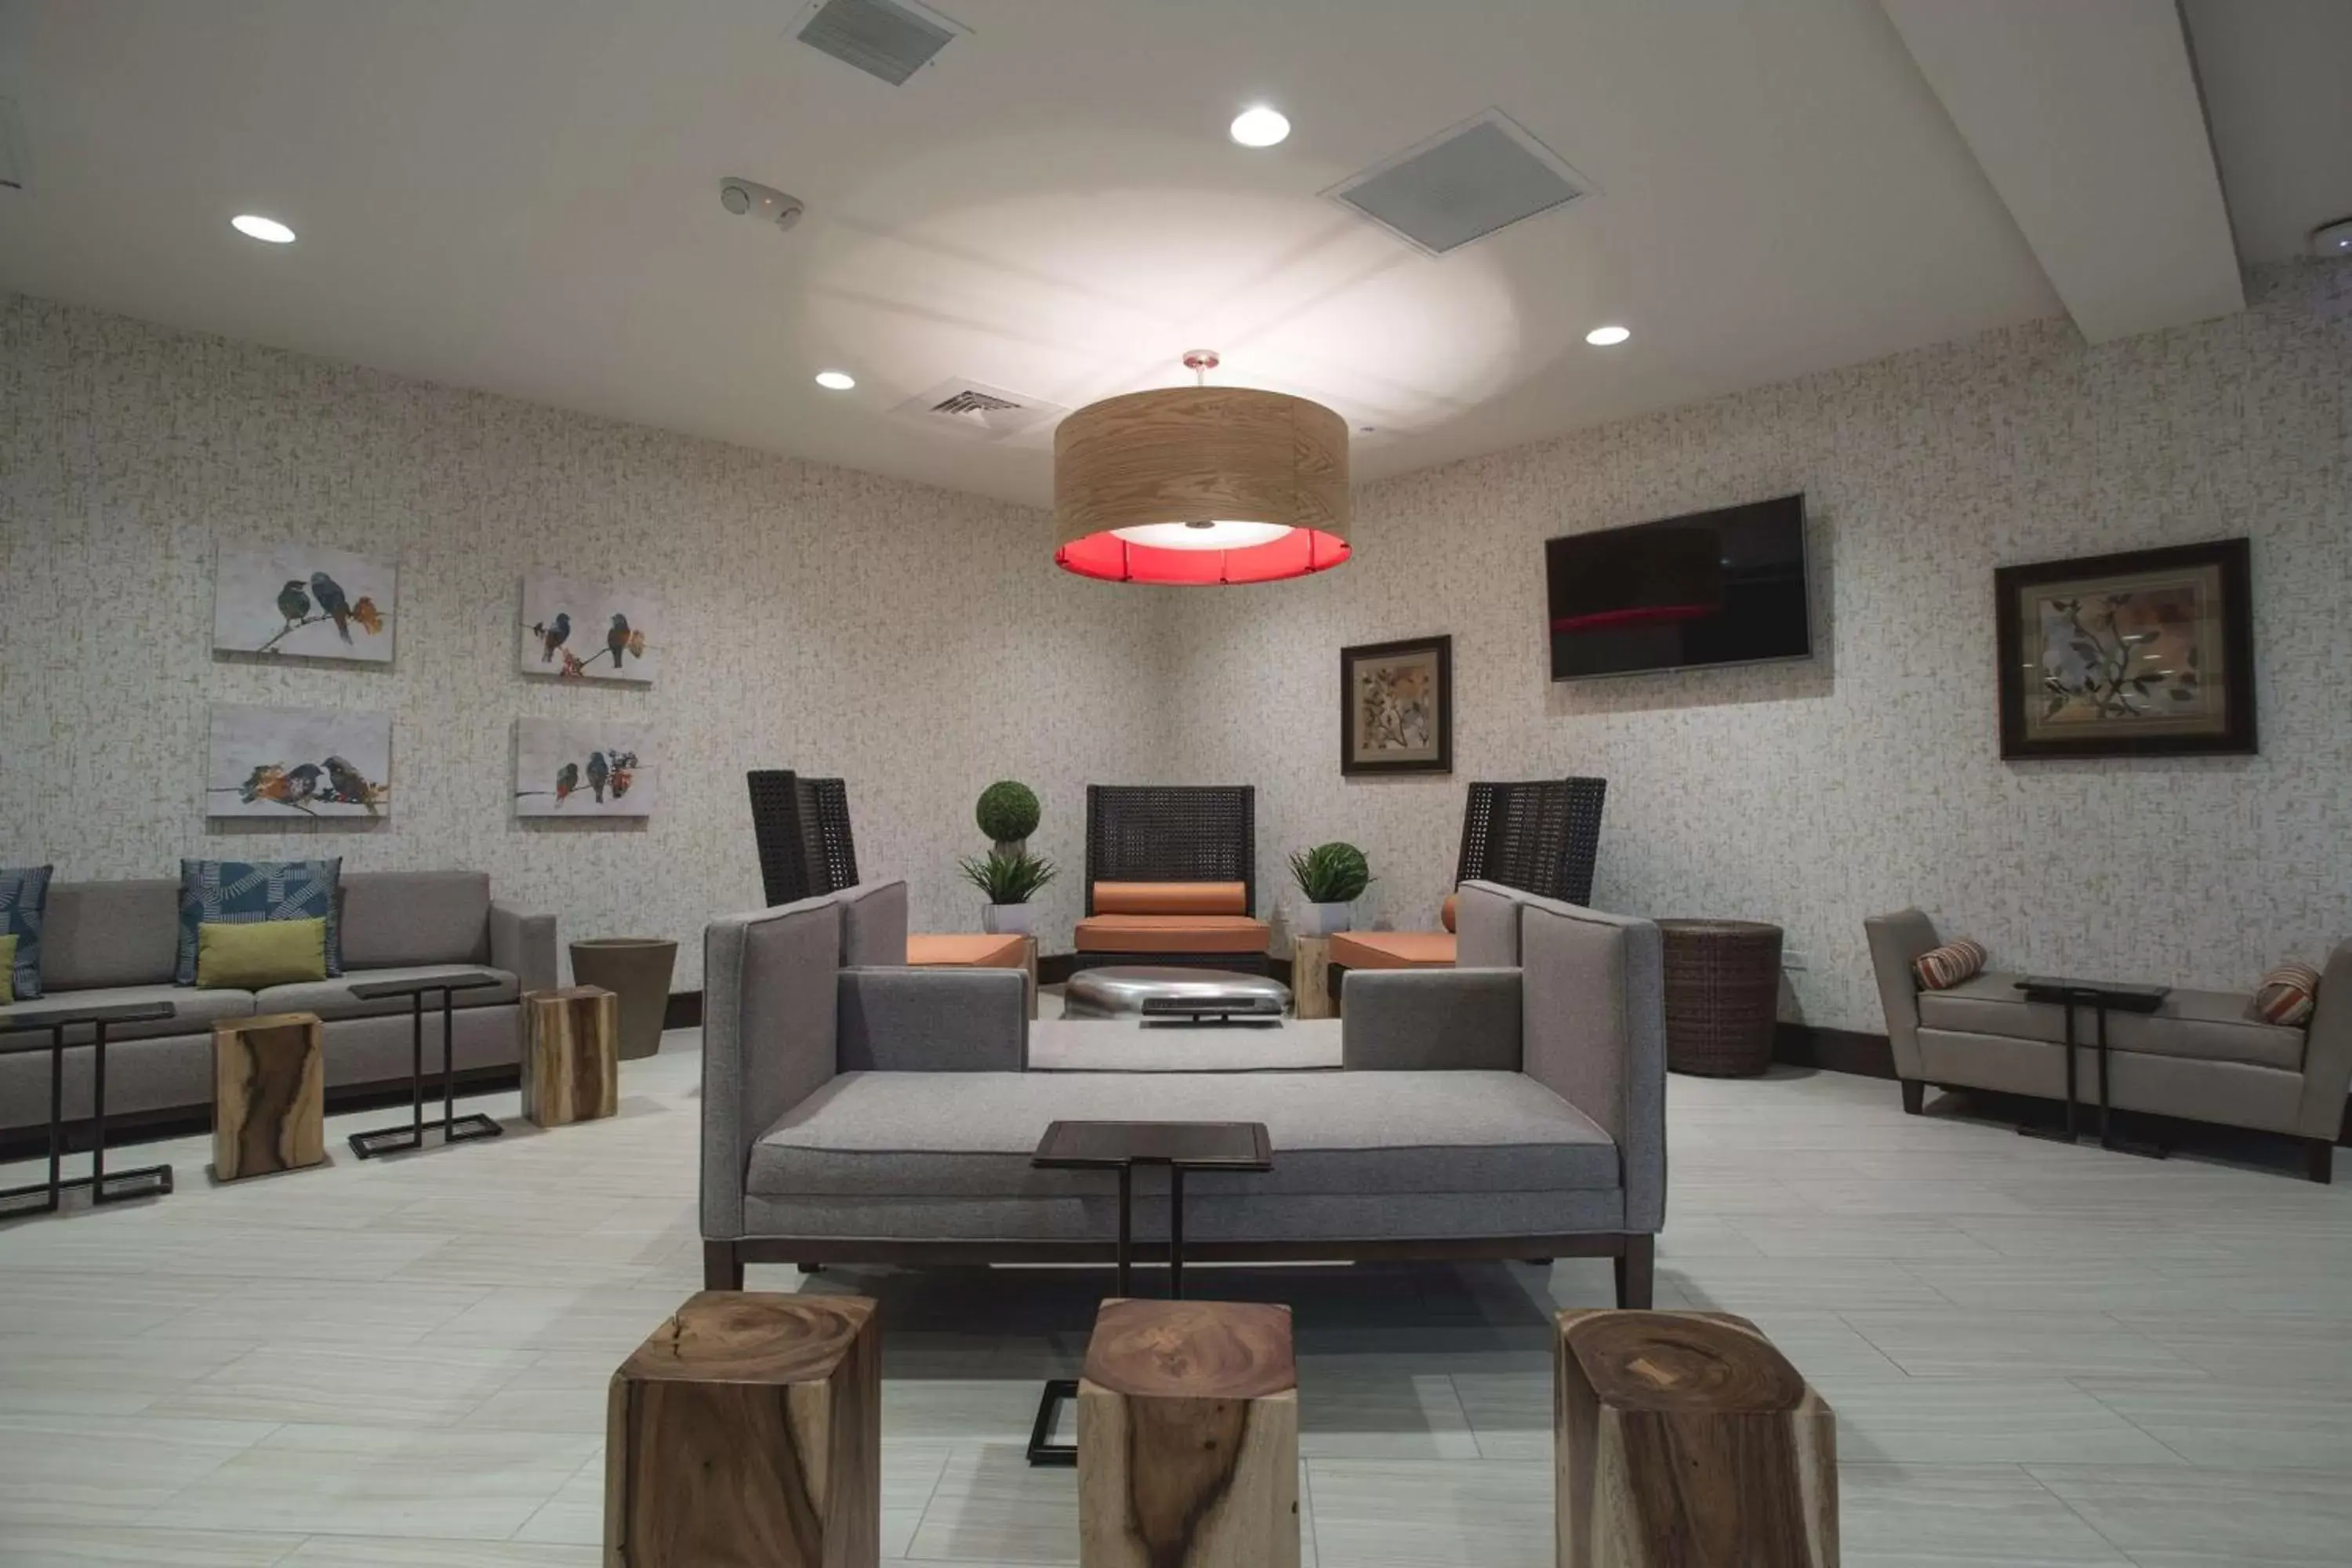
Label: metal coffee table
xmin=1062 ymin=966 xmax=1290 ymax=1022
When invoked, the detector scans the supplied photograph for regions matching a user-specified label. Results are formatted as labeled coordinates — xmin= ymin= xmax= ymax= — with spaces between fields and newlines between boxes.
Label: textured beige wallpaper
xmin=1171 ymin=262 xmax=2352 ymax=1031
xmin=0 ymin=295 xmax=1179 ymax=987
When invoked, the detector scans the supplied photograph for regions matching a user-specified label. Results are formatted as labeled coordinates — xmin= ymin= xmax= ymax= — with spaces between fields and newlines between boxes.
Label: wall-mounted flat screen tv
xmin=1546 ymin=495 xmax=1810 ymax=680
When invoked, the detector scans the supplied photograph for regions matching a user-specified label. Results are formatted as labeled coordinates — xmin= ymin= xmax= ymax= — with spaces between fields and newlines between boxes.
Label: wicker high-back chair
xmin=746 ymin=771 xmax=858 ymax=907
xmin=1075 ymin=785 xmax=1269 ymax=972
xmin=1456 ymin=777 xmax=1608 ymax=906
xmin=1083 ymin=784 xmax=1258 ymax=915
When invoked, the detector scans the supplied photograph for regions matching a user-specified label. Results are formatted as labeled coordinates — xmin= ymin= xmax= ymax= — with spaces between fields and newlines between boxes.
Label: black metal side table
xmin=1 ymin=1000 xmax=177 ymax=1218
xmin=2015 ymin=976 xmax=2169 ymax=1157
xmin=346 ymin=971 xmax=507 ymax=1159
xmin=1024 ymin=1119 xmax=1274 ymax=1466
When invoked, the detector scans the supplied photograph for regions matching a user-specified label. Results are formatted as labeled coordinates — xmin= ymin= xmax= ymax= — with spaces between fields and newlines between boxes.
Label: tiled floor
xmin=2 ymin=1033 xmax=2348 ymax=1566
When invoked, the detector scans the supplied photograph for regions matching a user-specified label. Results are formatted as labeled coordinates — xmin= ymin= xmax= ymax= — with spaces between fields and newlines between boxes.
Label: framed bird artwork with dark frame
xmin=212 ymin=543 xmax=397 ymax=662
xmin=512 ymin=717 xmax=655 ymax=818
xmin=1994 ymin=538 xmax=2256 ymax=759
xmin=519 ymin=572 xmax=661 ymax=684
xmin=206 ymin=704 xmax=393 ymax=818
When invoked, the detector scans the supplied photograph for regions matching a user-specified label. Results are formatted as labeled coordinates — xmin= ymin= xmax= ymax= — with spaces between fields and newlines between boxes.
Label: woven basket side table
xmin=1659 ymin=919 xmax=1784 ymax=1077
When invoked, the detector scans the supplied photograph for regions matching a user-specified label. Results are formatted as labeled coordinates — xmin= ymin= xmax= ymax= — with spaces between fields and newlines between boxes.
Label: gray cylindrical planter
xmin=570 ymin=937 xmax=678 ymax=1062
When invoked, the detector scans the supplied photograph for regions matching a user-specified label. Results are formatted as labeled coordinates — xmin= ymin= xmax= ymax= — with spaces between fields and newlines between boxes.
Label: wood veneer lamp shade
xmin=1054 ymin=386 xmax=1351 ymax=585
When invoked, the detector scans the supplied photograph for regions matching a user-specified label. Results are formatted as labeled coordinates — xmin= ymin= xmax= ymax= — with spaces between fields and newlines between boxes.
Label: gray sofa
xmin=1867 ymin=909 xmax=2352 ymax=1181
xmin=700 ymin=877 xmax=1667 ymax=1306
xmin=1 ymin=871 xmax=556 ymax=1137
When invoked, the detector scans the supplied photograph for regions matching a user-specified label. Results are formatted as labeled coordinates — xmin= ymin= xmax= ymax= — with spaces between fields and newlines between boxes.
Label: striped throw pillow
xmin=2252 ymin=963 xmax=2321 ymax=1028
xmin=1912 ymin=937 xmax=1987 ymax=991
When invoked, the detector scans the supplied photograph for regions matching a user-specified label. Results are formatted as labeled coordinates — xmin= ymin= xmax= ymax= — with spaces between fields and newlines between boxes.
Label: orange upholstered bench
xmin=1328 ymin=894 xmax=1461 ymax=971
xmin=1074 ymin=880 xmax=1270 ymax=965
xmin=906 ymin=933 xmax=1028 ymax=969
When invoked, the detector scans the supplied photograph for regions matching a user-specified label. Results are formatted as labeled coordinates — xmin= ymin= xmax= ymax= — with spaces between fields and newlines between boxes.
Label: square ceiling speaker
xmin=794 ymin=0 xmax=964 ymax=86
xmin=1328 ymin=109 xmax=1590 ymax=256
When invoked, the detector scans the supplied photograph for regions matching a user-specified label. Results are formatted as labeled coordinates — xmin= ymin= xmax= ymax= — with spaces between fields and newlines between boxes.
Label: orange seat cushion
xmin=1441 ymin=894 xmax=1459 ymax=934
xmin=1092 ymin=880 xmax=1248 ymax=916
xmin=906 ymin=932 xmax=1028 ymax=969
xmin=1329 ymin=930 xmax=1457 ymax=970
xmin=1074 ymin=913 xmax=1269 ymax=955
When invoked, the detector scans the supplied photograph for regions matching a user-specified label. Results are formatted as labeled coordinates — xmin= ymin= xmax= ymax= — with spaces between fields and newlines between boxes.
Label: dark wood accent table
xmin=0 ymin=1000 xmax=177 ymax=1217
xmin=1025 ymin=1119 xmax=1274 ymax=1467
xmin=345 ymin=971 xmax=506 ymax=1158
xmin=2015 ymin=976 xmax=2169 ymax=1156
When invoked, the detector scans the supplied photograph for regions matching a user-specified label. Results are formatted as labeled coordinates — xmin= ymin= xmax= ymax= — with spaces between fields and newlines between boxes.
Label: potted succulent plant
xmin=1288 ymin=842 xmax=1372 ymax=936
xmin=975 ymin=779 xmax=1041 ymax=857
xmin=960 ymin=848 xmax=1057 ymax=935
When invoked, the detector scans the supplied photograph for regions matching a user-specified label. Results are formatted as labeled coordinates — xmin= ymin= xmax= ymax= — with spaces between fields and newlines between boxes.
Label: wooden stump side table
xmin=1290 ymin=935 xmax=1335 ymax=1020
xmin=520 ymin=986 xmax=619 ymax=1128
xmin=606 ymin=1290 xmax=880 ymax=1568
xmin=1078 ymin=1298 xmax=1299 ymax=1568
xmin=1555 ymin=1308 xmax=1836 ymax=1567
xmin=212 ymin=1011 xmax=326 ymax=1181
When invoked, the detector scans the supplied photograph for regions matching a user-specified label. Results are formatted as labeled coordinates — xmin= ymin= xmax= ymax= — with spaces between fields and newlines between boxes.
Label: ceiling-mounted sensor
xmin=720 ymin=178 xmax=804 ymax=230
xmin=2314 ymin=217 xmax=2352 ymax=259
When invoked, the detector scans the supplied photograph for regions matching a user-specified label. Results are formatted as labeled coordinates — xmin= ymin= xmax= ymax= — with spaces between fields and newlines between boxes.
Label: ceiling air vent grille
xmin=794 ymin=0 xmax=963 ymax=86
xmin=1327 ymin=109 xmax=1590 ymax=256
xmin=895 ymin=378 xmax=1065 ymax=438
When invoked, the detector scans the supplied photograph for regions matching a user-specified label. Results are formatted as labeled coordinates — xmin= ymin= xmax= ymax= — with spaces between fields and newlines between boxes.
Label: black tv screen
xmin=1546 ymin=495 xmax=1810 ymax=679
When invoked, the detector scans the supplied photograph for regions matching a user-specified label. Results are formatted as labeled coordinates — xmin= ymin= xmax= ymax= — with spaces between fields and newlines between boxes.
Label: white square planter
xmin=1292 ymin=901 xmax=1354 ymax=937
xmin=982 ymin=902 xmax=1036 ymax=935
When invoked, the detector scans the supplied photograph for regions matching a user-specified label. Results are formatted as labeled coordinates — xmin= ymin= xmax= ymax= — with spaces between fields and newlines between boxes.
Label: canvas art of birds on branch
xmin=532 ymin=604 xmax=649 ymax=678
xmin=251 ymin=571 xmax=387 ymax=655
xmin=216 ymin=754 xmax=387 ymax=816
xmin=517 ymin=749 xmax=639 ymax=808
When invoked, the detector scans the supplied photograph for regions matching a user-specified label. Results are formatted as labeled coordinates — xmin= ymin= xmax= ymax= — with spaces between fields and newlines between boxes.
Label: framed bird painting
xmin=512 ymin=717 xmax=655 ymax=818
xmin=518 ymin=572 xmax=661 ymax=684
xmin=212 ymin=542 xmax=397 ymax=662
xmin=206 ymin=705 xmax=393 ymax=819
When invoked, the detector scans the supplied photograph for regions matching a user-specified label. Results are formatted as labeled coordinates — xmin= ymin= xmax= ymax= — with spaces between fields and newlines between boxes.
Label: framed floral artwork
xmin=1994 ymin=539 xmax=2256 ymax=759
xmin=1341 ymin=634 xmax=1453 ymax=775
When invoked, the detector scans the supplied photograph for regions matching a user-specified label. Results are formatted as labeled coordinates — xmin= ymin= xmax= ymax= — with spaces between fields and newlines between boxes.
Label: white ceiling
xmin=0 ymin=0 xmax=2339 ymax=507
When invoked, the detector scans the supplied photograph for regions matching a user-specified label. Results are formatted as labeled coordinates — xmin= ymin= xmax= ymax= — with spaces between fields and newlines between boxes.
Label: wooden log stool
xmin=520 ymin=985 xmax=619 ymax=1128
xmin=1555 ymin=1309 xmax=1837 ymax=1567
xmin=211 ymin=1011 xmax=325 ymax=1181
xmin=1078 ymin=1298 xmax=1299 ymax=1568
xmin=1289 ymin=935 xmax=1335 ymax=1020
xmin=605 ymin=1290 xmax=880 ymax=1568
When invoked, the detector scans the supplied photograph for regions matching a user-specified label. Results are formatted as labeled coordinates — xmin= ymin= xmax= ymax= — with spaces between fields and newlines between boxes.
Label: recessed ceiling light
xmin=814 ymin=369 xmax=856 ymax=391
xmin=230 ymin=214 xmax=296 ymax=244
xmin=1584 ymin=325 xmax=1631 ymax=347
xmin=1229 ymin=106 xmax=1290 ymax=148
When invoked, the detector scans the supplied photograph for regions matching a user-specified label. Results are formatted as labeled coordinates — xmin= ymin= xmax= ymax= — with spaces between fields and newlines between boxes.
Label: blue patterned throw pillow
xmin=0 ymin=864 xmax=53 ymax=1001
xmin=176 ymin=858 xmax=343 ymax=985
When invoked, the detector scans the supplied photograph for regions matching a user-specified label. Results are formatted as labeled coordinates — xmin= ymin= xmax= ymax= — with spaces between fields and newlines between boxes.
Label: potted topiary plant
xmin=1288 ymin=842 xmax=1372 ymax=936
xmin=975 ymin=780 xmax=1041 ymax=857
xmin=960 ymin=848 xmax=1057 ymax=935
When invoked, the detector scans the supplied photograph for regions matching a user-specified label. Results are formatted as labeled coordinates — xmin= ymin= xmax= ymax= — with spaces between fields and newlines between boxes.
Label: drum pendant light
xmin=1054 ymin=351 xmax=1351 ymax=584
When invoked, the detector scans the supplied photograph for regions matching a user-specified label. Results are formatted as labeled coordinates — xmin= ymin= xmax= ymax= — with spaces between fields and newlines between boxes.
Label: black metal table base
xmin=2015 ymin=981 xmax=2169 ymax=1160
xmin=0 ymin=1005 xmax=177 ymax=1221
xmin=346 ymin=975 xmax=505 ymax=1160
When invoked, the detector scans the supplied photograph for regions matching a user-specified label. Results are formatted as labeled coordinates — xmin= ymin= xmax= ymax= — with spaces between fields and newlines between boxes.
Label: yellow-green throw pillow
xmin=195 ymin=917 xmax=328 ymax=989
xmin=0 ymin=933 xmax=14 ymax=1004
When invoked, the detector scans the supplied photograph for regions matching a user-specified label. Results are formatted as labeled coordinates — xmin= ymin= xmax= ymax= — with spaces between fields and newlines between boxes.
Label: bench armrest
xmin=489 ymin=901 xmax=557 ymax=993
xmin=701 ymin=901 xmax=841 ymax=1240
xmin=1341 ymin=969 xmax=1523 ymax=1070
xmin=2297 ymin=938 xmax=2352 ymax=1138
xmin=1865 ymin=909 xmax=1940 ymax=1080
xmin=839 ymin=967 xmax=1028 ymax=1071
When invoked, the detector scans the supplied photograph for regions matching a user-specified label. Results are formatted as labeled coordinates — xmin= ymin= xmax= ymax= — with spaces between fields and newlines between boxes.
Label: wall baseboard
xmin=1773 ymin=1022 xmax=1896 ymax=1079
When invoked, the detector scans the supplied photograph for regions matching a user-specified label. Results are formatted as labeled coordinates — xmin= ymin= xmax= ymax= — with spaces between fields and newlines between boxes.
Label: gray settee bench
xmin=0 ymin=870 xmax=555 ymax=1138
xmin=700 ymin=878 xmax=1667 ymax=1306
xmin=1868 ymin=909 xmax=2351 ymax=1181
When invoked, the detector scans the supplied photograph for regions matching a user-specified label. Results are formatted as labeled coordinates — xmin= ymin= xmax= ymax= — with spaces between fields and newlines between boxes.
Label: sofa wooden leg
xmin=2307 ymin=1138 xmax=2335 ymax=1185
xmin=1613 ymin=1236 xmax=1655 ymax=1310
xmin=1900 ymin=1079 xmax=1925 ymax=1116
xmin=702 ymin=1239 xmax=744 ymax=1291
